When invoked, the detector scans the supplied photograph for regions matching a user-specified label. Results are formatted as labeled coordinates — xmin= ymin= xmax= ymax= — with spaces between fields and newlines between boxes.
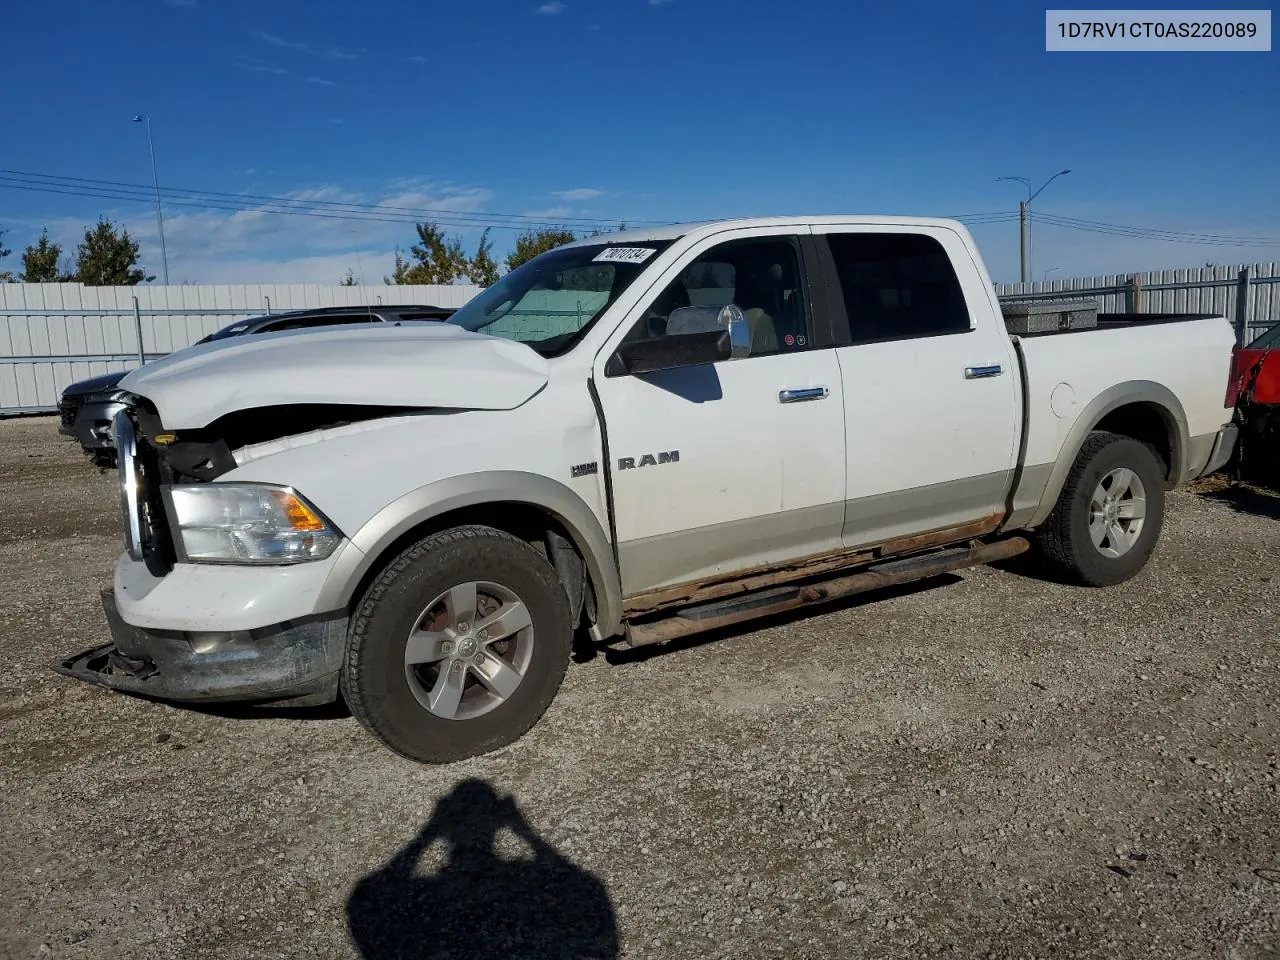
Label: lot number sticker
xmin=593 ymin=247 xmax=657 ymax=264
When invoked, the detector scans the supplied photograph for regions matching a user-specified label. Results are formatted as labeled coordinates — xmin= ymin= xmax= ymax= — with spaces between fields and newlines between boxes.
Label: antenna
xmin=352 ymin=244 xmax=374 ymax=321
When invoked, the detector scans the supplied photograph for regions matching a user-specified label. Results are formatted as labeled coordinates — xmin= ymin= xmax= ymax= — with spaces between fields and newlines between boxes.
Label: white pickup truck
xmin=57 ymin=216 xmax=1238 ymax=764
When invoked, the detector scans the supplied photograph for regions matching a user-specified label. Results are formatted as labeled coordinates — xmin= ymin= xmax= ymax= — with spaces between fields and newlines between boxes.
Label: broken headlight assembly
xmin=164 ymin=484 xmax=342 ymax=564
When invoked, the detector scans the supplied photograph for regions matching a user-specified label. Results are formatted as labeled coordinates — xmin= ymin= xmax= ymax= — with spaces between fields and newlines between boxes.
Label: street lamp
xmin=1043 ymin=266 xmax=1061 ymax=283
xmin=132 ymin=115 xmax=170 ymax=285
xmin=997 ymin=169 xmax=1071 ymax=283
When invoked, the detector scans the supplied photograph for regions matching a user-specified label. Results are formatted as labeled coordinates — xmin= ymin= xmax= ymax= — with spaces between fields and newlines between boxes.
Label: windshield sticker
xmin=593 ymin=247 xmax=657 ymax=264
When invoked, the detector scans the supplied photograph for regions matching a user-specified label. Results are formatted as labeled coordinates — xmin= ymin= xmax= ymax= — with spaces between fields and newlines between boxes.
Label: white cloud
xmin=252 ymin=30 xmax=361 ymax=60
xmin=162 ymin=0 xmax=198 ymax=8
xmin=537 ymin=1 xmax=567 ymax=13
xmin=554 ymin=188 xmax=602 ymax=201
xmin=306 ymin=76 xmax=340 ymax=87
xmin=233 ymin=56 xmax=288 ymax=76
xmin=522 ymin=207 xmax=572 ymax=219
xmin=407 ymin=54 xmax=426 ymax=63
xmin=17 ymin=178 xmax=503 ymax=284
xmin=649 ymin=0 xmax=675 ymax=6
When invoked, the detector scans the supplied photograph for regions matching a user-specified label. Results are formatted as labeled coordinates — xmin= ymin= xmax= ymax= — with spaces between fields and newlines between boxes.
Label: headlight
xmin=86 ymin=391 xmax=127 ymax=404
xmin=166 ymin=484 xmax=342 ymax=564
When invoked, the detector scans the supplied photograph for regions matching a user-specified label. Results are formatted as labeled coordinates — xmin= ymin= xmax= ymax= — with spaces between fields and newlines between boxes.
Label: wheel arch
xmin=314 ymin=471 xmax=623 ymax=640
xmin=1026 ymin=380 xmax=1189 ymax=529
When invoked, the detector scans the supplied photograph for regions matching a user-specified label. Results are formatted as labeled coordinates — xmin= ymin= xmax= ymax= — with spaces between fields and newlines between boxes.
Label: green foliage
xmin=0 ymin=228 xmax=11 ymax=282
xmin=467 ymin=228 xmax=500 ymax=285
xmin=73 ymin=217 xmax=153 ymax=285
xmin=505 ymin=228 xmax=578 ymax=273
xmin=388 ymin=220 xmax=628 ymax=286
xmin=21 ymin=230 xmax=69 ymax=282
xmin=386 ymin=222 xmax=470 ymax=285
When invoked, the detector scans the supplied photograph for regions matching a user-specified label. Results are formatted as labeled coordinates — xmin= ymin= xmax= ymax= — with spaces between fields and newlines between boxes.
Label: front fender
xmin=312 ymin=471 xmax=623 ymax=640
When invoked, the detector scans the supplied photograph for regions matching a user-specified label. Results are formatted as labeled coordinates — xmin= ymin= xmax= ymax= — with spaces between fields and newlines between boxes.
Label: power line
xmin=1033 ymin=212 xmax=1280 ymax=247
xmin=0 ymin=170 xmax=1024 ymax=235
xmin=0 ymin=168 xmax=664 ymax=230
xmin=0 ymin=178 xmax=621 ymax=233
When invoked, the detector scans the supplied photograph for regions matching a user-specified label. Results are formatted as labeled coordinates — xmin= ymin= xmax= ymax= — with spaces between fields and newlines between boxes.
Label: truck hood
xmin=118 ymin=322 xmax=550 ymax=429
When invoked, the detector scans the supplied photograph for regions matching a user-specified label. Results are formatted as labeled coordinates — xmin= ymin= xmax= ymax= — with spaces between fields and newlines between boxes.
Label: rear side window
xmin=825 ymin=233 xmax=970 ymax=342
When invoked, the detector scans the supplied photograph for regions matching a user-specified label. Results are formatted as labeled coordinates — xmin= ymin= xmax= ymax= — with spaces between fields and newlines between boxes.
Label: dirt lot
xmin=1 ymin=415 xmax=1278 ymax=960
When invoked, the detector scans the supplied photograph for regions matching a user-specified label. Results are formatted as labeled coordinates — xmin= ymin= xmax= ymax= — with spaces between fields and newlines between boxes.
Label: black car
xmin=58 ymin=303 xmax=456 ymax=465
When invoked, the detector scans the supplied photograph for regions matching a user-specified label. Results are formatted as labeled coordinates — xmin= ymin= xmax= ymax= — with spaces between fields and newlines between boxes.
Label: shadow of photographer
xmin=346 ymin=778 xmax=618 ymax=960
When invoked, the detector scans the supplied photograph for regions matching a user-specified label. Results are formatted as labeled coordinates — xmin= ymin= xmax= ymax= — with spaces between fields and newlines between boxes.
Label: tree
xmin=73 ymin=217 xmax=153 ymax=285
xmin=467 ymin=228 xmax=500 ymax=285
xmin=386 ymin=222 xmax=470 ymax=285
xmin=505 ymin=228 xmax=578 ymax=273
xmin=21 ymin=230 xmax=69 ymax=282
xmin=340 ymin=267 xmax=358 ymax=286
xmin=0 ymin=228 xmax=11 ymax=282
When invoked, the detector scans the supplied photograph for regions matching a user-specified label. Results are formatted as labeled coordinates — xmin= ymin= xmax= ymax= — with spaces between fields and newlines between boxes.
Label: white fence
xmin=996 ymin=262 xmax=1280 ymax=346
xmin=0 ymin=283 xmax=482 ymax=414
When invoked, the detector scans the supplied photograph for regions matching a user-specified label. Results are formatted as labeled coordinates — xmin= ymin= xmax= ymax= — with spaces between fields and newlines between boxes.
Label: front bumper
xmin=54 ymin=590 xmax=347 ymax=705
xmin=63 ymin=398 xmax=128 ymax=452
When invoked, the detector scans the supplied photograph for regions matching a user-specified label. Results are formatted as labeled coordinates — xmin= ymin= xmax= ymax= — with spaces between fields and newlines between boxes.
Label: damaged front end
xmin=54 ymin=589 xmax=346 ymax=707
xmin=52 ymin=400 xmax=385 ymax=707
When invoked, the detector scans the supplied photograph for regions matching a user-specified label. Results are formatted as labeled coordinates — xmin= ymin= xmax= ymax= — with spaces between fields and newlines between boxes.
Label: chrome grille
xmin=114 ymin=410 xmax=149 ymax=560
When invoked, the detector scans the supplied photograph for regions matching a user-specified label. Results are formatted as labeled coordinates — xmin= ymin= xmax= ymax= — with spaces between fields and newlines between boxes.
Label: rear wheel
xmin=342 ymin=525 xmax=573 ymax=763
xmin=1035 ymin=431 xmax=1166 ymax=586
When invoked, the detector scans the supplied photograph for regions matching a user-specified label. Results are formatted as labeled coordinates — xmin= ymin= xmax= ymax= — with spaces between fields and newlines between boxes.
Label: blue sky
xmin=3 ymin=0 xmax=1278 ymax=283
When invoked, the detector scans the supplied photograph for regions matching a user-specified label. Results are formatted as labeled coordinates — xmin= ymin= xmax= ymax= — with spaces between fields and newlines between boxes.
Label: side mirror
xmin=605 ymin=303 xmax=752 ymax=377
xmin=718 ymin=303 xmax=751 ymax=360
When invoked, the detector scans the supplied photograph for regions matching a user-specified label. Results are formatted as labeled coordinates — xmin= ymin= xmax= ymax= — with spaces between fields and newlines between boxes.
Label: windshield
xmin=195 ymin=317 xmax=263 ymax=345
xmin=1251 ymin=322 xmax=1280 ymax=349
xmin=446 ymin=240 xmax=674 ymax=356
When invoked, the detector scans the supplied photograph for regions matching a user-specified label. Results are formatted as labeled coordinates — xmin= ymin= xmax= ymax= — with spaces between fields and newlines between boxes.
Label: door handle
xmin=964 ymin=364 xmax=1004 ymax=380
xmin=778 ymin=386 xmax=830 ymax=403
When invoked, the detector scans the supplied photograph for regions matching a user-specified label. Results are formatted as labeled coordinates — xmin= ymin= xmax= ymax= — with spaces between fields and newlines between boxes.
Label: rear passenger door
xmin=812 ymin=226 xmax=1021 ymax=549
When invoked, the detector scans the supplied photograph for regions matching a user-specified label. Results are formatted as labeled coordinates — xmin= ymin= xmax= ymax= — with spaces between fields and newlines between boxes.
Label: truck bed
xmin=1005 ymin=312 xmax=1237 ymax=528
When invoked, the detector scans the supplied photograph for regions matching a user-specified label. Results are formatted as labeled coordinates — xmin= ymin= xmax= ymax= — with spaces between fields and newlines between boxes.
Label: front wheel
xmin=1034 ymin=431 xmax=1166 ymax=587
xmin=342 ymin=525 xmax=573 ymax=764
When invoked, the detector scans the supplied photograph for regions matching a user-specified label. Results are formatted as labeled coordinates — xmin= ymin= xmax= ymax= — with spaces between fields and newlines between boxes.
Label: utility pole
xmin=133 ymin=115 xmax=170 ymax=285
xmin=1018 ymin=202 xmax=1028 ymax=284
xmin=998 ymin=169 xmax=1071 ymax=286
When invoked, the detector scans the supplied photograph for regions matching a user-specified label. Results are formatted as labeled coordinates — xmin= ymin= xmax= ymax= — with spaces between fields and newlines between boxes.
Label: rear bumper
xmin=1199 ymin=422 xmax=1239 ymax=478
xmin=53 ymin=589 xmax=346 ymax=705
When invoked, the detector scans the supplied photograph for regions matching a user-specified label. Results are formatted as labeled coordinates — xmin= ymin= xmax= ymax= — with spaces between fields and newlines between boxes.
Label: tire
xmin=1034 ymin=431 xmax=1166 ymax=587
xmin=341 ymin=525 xmax=573 ymax=764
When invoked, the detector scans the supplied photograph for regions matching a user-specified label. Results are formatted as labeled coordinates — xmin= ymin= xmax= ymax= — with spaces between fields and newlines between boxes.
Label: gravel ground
xmin=1 ymin=415 xmax=1278 ymax=960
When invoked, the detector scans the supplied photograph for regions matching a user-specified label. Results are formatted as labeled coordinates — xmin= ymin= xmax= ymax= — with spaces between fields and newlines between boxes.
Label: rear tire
xmin=342 ymin=525 xmax=573 ymax=764
xmin=1035 ymin=431 xmax=1166 ymax=587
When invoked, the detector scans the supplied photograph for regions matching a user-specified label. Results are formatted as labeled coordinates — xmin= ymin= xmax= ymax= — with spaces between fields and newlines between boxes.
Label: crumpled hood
xmin=65 ymin=370 xmax=131 ymax=396
xmin=119 ymin=322 xmax=549 ymax=429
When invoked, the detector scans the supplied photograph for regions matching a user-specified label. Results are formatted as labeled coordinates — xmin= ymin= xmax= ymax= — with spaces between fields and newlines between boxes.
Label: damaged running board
xmin=621 ymin=536 xmax=1030 ymax=649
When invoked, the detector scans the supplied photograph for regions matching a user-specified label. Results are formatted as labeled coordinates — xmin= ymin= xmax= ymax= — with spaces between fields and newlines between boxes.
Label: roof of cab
xmin=559 ymin=215 xmax=970 ymax=249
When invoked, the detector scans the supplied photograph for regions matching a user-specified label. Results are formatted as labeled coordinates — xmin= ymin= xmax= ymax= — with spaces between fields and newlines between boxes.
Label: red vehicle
xmin=1229 ymin=324 xmax=1280 ymax=482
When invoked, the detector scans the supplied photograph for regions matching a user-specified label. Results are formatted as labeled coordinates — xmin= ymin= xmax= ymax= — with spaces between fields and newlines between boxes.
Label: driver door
xmin=591 ymin=229 xmax=848 ymax=597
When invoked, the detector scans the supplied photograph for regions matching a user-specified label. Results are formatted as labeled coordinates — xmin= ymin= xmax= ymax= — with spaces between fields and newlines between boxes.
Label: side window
xmin=263 ymin=313 xmax=380 ymax=332
xmin=825 ymin=233 xmax=970 ymax=343
xmin=621 ymin=237 xmax=812 ymax=363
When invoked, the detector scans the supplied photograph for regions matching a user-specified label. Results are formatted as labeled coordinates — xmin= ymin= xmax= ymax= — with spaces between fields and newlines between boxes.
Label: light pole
xmin=132 ymin=115 xmax=169 ymax=285
xmin=997 ymin=169 xmax=1071 ymax=283
xmin=1043 ymin=266 xmax=1061 ymax=283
